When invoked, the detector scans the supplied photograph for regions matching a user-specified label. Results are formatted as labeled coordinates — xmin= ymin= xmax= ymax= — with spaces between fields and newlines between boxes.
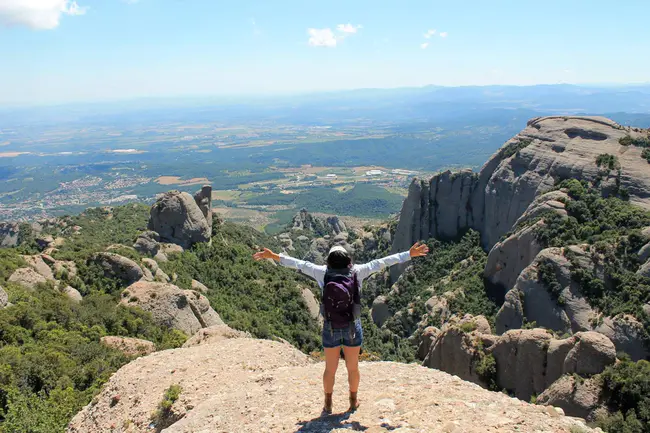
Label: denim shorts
xmin=322 ymin=319 xmax=363 ymax=348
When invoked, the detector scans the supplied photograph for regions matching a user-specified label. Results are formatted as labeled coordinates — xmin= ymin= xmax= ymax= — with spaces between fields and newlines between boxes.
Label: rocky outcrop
xmin=190 ymin=279 xmax=208 ymax=293
xmin=193 ymin=185 xmax=213 ymax=230
xmin=133 ymin=231 xmax=160 ymax=256
xmin=147 ymin=190 xmax=211 ymax=249
xmin=8 ymin=267 xmax=47 ymax=290
xmin=100 ymin=336 xmax=156 ymax=357
xmin=62 ymin=286 xmax=83 ymax=302
xmin=182 ymin=324 xmax=250 ymax=348
xmin=326 ymin=215 xmax=346 ymax=234
xmin=0 ymin=222 xmax=20 ymax=247
xmin=120 ymin=281 xmax=223 ymax=336
xmin=67 ymin=337 xmax=596 ymax=433
xmin=595 ymin=314 xmax=650 ymax=361
xmin=421 ymin=319 xmax=617 ymax=403
xmin=300 ymin=287 xmax=321 ymax=323
xmin=0 ymin=286 xmax=8 ymax=308
xmin=370 ymin=295 xmax=390 ymax=327
xmin=391 ymin=117 xmax=650 ymax=264
xmin=495 ymin=288 xmax=524 ymax=334
xmin=90 ymin=252 xmax=145 ymax=286
xmin=538 ymin=375 xmax=605 ymax=422
xmin=21 ymin=254 xmax=54 ymax=280
xmin=563 ymin=332 xmax=616 ymax=376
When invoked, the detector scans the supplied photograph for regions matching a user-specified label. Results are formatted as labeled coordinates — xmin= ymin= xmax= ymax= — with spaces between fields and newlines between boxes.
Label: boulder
xmin=545 ymin=337 xmax=577 ymax=388
xmin=637 ymin=259 xmax=650 ymax=278
xmin=416 ymin=326 xmax=440 ymax=361
xmin=133 ymin=231 xmax=160 ymax=256
xmin=62 ymin=286 xmax=83 ymax=303
xmin=90 ymin=252 xmax=144 ymax=286
xmin=424 ymin=295 xmax=449 ymax=324
xmin=423 ymin=326 xmax=484 ymax=386
xmin=637 ymin=242 xmax=650 ymax=262
xmin=193 ymin=185 xmax=213 ymax=230
xmin=495 ymin=289 xmax=524 ymax=335
xmin=489 ymin=329 xmax=552 ymax=400
xmin=141 ymin=257 xmax=159 ymax=274
xmin=100 ymin=336 xmax=156 ymax=357
xmin=148 ymin=190 xmax=211 ymax=249
xmin=52 ymin=259 xmax=78 ymax=280
xmin=120 ymin=281 xmax=223 ymax=336
xmin=563 ymin=332 xmax=616 ymax=376
xmin=21 ymin=255 xmax=54 ymax=280
xmin=0 ymin=222 xmax=20 ymax=247
xmin=35 ymin=235 xmax=54 ymax=250
xmin=191 ymin=279 xmax=209 ymax=293
xmin=300 ymin=287 xmax=321 ymax=323
xmin=595 ymin=315 xmax=650 ymax=361
xmin=0 ymin=286 xmax=8 ymax=308
xmin=371 ymin=296 xmax=391 ymax=327
xmin=182 ymin=324 xmax=250 ymax=348
xmin=537 ymin=375 xmax=604 ymax=421
xmin=8 ymin=267 xmax=47 ymax=290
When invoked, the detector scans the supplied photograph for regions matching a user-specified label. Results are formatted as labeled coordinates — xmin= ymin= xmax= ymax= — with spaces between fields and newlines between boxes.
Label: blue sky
xmin=1 ymin=0 xmax=649 ymax=105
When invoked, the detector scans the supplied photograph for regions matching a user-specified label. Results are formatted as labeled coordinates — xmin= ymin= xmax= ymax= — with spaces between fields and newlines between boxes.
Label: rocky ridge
xmin=67 ymin=334 xmax=597 ymax=433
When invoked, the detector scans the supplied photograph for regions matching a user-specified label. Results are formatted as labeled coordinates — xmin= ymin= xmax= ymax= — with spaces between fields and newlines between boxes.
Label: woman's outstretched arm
xmin=253 ymin=248 xmax=327 ymax=285
xmin=354 ymin=242 xmax=429 ymax=281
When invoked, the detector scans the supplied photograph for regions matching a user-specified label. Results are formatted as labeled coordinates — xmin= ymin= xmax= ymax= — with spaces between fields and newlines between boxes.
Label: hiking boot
xmin=348 ymin=391 xmax=359 ymax=412
xmin=323 ymin=392 xmax=333 ymax=414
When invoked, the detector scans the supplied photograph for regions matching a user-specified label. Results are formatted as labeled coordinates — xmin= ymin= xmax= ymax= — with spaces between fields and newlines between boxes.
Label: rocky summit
xmin=391 ymin=116 xmax=650 ymax=275
xmin=67 ymin=334 xmax=596 ymax=433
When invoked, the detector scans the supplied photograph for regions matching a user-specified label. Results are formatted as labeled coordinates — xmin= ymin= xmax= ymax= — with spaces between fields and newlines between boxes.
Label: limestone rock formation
xmin=120 ymin=281 xmax=223 ymax=336
xmin=100 ymin=336 xmax=156 ymax=357
xmin=563 ymin=332 xmax=616 ymax=376
xmin=495 ymin=288 xmax=524 ymax=334
xmin=8 ymin=267 xmax=47 ymax=290
xmin=67 ymin=337 xmax=596 ymax=433
xmin=90 ymin=252 xmax=145 ymax=286
xmin=0 ymin=222 xmax=20 ymax=247
xmin=21 ymin=254 xmax=54 ymax=280
xmin=490 ymin=328 xmax=553 ymax=400
xmin=538 ymin=375 xmax=605 ymax=422
xmin=62 ymin=285 xmax=83 ymax=302
xmin=422 ymin=323 xmax=617 ymax=403
xmin=147 ymin=190 xmax=211 ymax=249
xmin=193 ymin=185 xmax=213 ymax=230
xmin=595 ymin=314 xmax=649 ymax=361
xmin=300 ymin=287 xmax=321 ymax=323
xmin=391 ymin=116 xmax=650 ymax=268
xmin=190 ymin=279 xmax=208 ymax=293
xmin=326 ymin=215 xmax=346 ymax=234
xmin=370 ymin=295 xmax=390 ymax=327
xmin=181 ymin=324 xmax=250 ymax=348
xmin=0 ymin=286 xmax=8 ymax=308
xmin=133 ymin=230 xmax=160 ymax=256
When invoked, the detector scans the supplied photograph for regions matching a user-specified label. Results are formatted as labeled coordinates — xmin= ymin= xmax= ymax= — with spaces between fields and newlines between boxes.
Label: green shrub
xmin=642 ymin=148 xmax=650 ymax=163
xmin=502 ymin=139 xmax=532 ymax=158
xmin=474 ymin=352 xmax=498 ymax=391
xmin=460 ymin=321 xmax=478 ymax=333
xmin=597 ymin=359 xmax=650 ymax=432
xmin=151 ymin=385 xmax=182 ymax=430
xmin=596 ymin=154 xmax=620 ymax=171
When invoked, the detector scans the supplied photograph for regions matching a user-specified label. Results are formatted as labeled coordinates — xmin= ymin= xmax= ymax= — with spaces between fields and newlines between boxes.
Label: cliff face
xmin=68 ymin=334 xmax=596 ymax=433
xmin=391 ymin=116 xmax=650 ymax=268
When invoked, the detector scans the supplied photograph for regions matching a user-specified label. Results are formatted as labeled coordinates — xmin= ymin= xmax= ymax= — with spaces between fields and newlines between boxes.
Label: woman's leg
xmin=342 ymin=346 xmax=361 ymax=392
xmin=323 ymin=347 xmax=340 ymax=393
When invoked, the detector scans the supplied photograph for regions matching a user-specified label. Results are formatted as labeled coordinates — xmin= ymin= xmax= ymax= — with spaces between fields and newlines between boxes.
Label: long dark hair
xmin=326 ymin=250 xmax=352 ymax=269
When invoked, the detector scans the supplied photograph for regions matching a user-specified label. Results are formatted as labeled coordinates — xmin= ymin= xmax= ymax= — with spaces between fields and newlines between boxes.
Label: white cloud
xmin=420 ymin=42 xmax=429 ymax=49
xmin=0 ymin=0 xmax=86 ymax=30
xmin=337 ymin=23 xmax=361 ymax=34
xmin=308 ymin=27 xmax=337 ymax=47
xmin=424 ymin=29 xmax=436 ymax=39
xmin=439 ymin=31 xmax=448 ymax=38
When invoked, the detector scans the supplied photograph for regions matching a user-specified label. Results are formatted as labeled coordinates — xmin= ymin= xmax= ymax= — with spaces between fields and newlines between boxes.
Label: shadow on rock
xmin=295 ymin=412 xmax=368 ymax=432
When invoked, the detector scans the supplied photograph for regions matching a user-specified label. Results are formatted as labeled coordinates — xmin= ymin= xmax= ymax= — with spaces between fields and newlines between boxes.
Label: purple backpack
xmin=323 ymin=270 xmax=360 ymax=328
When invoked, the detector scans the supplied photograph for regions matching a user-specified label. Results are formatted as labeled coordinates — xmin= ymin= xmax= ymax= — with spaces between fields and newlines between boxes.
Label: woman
xmin=253 ymin=241 xmax=429 ymax=414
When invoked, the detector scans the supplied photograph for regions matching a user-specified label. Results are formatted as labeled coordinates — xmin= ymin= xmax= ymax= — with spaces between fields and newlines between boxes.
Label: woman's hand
xmin=253 ymin=248 xmax=280 ymax=262
xmin=409 ymin=242 xmax=429 ymax=258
